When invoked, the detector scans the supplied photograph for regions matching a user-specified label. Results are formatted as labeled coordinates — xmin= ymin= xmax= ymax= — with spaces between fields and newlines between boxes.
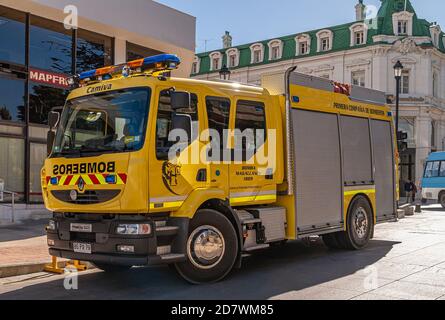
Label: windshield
xmin=52 ymin=87 xmax=151 ymax=157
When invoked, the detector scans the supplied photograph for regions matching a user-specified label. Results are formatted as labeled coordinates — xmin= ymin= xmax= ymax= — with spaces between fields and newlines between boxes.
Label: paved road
xmin=1 ymin=205 xmax=445 ymax=300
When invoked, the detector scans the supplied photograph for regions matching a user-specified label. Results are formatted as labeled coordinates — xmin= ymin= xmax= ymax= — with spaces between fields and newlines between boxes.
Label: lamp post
xmin=219 ymin=64 xmax=231 ymax=80
xmin=394 ymin=60 xmax=404 ymax=135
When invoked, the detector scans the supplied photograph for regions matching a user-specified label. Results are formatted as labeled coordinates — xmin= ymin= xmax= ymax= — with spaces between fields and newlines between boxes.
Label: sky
xmin=155 ymin=0 xmax=445 ymax=53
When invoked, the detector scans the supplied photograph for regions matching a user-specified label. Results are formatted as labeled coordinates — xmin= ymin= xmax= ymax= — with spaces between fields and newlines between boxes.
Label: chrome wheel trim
xmin=187 ymin=225 xmax=225 ymax=270
xmin=353 ymin=207 xmax=369 ymax=239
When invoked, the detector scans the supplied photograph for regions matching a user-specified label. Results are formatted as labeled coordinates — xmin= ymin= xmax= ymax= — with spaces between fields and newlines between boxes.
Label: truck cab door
xmin=228 ymin=98 xmax=276 ymax=206
xmin=148 ymin=87 xmax=206 ymax=212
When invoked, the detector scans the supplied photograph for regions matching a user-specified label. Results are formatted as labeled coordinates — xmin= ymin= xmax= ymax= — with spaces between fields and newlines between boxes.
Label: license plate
xmin=70 ymin=223 xmax=92 ymax=233
xmin=73 ymin=242 xmax=92 ymax=254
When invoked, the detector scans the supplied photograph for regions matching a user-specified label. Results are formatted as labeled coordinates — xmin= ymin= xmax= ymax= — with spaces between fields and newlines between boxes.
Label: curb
xmin=0 ymin=260 xmax=94 ymax=279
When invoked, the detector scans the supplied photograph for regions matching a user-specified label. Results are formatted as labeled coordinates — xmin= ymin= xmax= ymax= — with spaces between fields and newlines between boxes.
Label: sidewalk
xmin=0 ymin=220 xmax=54 ymax=278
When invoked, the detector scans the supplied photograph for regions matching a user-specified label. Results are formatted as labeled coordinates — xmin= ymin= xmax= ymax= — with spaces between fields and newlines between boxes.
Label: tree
xmin=0 ymin=105 xmax=12 ymax=121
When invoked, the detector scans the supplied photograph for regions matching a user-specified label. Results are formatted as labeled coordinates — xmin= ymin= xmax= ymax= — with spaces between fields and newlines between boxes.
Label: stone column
xmin=415 ymin=115 xmax=432 ymax=182
xmin=114 ymin=38 xmax=127 ymax=65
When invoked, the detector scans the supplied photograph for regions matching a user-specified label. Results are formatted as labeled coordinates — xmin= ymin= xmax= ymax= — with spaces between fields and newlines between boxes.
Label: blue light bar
xmin=143 ymin=54 xmax=181 ymax=67
xmin=79 ymin=69 xmax=97 ymax=81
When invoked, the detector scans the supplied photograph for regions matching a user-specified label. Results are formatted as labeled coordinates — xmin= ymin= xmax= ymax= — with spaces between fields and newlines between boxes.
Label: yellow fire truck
xmin=42 ymin=54 xmax=397 ymax=283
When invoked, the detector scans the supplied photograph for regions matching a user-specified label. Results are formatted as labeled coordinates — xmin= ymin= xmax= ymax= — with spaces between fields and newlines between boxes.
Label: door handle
xmin=196 ymin=169 xmax=207 ymax=182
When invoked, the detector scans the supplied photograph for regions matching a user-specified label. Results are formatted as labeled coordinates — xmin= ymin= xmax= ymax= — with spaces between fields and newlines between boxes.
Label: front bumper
xmin=47 ymin=213 xmax=188 ymax=266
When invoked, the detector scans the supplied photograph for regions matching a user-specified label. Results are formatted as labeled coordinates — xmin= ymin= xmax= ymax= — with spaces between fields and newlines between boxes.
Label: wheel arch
xmin=345 ymin=193 xmax=375 ymax=227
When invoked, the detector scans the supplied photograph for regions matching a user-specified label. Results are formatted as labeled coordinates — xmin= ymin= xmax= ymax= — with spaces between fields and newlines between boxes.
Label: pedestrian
xmin=404 ymin=180 xmax=413 ymax=204
xmin=410 ymin=181 xmax=418 ymax=203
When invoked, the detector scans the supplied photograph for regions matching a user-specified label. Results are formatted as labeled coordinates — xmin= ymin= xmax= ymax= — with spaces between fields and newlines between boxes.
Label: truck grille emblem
xmin=78 ymin=177 xmax=85 ymax=192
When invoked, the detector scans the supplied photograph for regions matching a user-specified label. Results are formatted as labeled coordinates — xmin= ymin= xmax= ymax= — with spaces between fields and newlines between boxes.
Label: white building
xmin=192 ymin=0 xmax=445 ymax=192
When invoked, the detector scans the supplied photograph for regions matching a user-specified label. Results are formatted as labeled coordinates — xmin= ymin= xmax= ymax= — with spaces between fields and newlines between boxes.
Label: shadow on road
xmin=0 ymin=220 xmax=47 ymax=243
xmin=0 ymin=237 xmax=399 ymax=300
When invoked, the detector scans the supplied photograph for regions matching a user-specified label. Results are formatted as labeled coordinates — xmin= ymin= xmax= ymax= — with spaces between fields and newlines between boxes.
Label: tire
xmin=94 ymin=263 xmax=132 ymax=273
xmin=174 ymin=209 xmax=238 ymax=284
xmin=335 ymin=196 xmax=374 ymax=250
xmin=322 ymin=233 xmax=341 ymax=249
xmin=439 ymin=193 xmax=445 ymax=209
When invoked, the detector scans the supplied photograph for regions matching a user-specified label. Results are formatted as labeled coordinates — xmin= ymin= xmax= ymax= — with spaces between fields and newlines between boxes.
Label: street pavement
xmin=1 ymin=205 xmax=445 ymax=300
xmin=0 ymin=220 xmax=50 ymax=266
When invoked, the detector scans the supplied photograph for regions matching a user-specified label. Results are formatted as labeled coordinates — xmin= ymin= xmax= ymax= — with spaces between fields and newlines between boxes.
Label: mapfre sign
xmin=29 ymin=68 xmax=70 ymax=89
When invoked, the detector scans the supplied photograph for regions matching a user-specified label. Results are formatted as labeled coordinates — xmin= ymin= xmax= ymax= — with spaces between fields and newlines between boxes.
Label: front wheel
xmin=174 ymin=209 xmax=238 ymax=284
xmin=335 ymin=196 xmax=374 ymax=250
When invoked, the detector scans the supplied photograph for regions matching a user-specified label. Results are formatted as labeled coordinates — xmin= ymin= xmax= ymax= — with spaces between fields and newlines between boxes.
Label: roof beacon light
xmin=76 ymin=54 xmax=181 ymax=86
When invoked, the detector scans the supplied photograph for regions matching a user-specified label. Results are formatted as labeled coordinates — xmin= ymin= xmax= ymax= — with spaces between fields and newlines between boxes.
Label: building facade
xmin=192 ymin=0 xmax=445 ymax=194
xmin=0 ymin=0 xmax=195 ymax=205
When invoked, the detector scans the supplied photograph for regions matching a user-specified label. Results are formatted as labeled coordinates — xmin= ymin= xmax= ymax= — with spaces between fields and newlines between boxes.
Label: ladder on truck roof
xmin=262 ymin=70 xmax=388 ymax=106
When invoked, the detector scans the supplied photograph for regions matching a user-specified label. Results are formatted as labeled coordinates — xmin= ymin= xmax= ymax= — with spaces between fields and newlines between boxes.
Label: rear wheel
xmin=335 ymin=196 xmax=374 ymax=250
xmin=174 ymin=209 xmax=238 ymax=284
xmin=322 ymin=233 xmax=341 ymax=249
xmin=94 ymin=263 xmax=132 ymax=273
xmin=439 ymin=193 xmax=445 ymax=208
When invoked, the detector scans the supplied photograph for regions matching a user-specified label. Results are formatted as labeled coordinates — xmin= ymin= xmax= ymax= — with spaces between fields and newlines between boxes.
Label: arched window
xmin=316 ymin=29 xmax=333 ymax=52
xmin=191 ymin=56 xmax=200 ymax=74
xmin=295 ymin=34 xmax=311 ymax=56
xmin=268 ymin=39 xmax=283 ymax=60
xmin=226 ymin=48 xmax=239 ymax=68
xmin=209 ymin=51 xmax=222 ymax=71
xmin=250 ymin=43 xmax=264 ymax=64
xmin=349 ymin=23 xmax=368 ymax=46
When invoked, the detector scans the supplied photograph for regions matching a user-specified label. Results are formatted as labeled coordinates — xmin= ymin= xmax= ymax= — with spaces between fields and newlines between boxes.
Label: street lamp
xmin=219 ymin=64 xmax=231 ymax=80
xmin=394 ymin=60 xmax=404 ymax=135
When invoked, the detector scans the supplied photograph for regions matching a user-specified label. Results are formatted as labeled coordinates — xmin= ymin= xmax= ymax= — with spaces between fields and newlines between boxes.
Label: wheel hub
xmin=187 ymin=225 xmax=225 ymax=270
xmin=354 ymin=207 xmax=368 ymax=239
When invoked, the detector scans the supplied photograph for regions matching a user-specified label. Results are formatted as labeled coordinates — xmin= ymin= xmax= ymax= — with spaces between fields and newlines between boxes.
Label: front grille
xmin=52 ymin=190 xmax=121 ymax=205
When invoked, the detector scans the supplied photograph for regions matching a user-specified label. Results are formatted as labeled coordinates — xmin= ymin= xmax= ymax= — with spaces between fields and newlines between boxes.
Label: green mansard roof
xmin=193 ymin=0 xmax=444 ymax=76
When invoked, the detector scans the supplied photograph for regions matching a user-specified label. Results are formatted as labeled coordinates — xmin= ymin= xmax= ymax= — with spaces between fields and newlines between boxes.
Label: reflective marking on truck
xmin=149 ymin=196 xmax=187 ymax=210
xmin=344 ymin=189 xmax=376 ymax=197
xmin=230 ymin=190 xmax=277 ymax=205
xmin=46 ymin=173 xmax=127 ymax=186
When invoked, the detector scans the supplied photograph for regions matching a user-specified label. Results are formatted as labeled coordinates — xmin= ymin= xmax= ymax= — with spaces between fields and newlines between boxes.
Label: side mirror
xmin=47 ymin=130 xmax=56 ymax=156
xmin=171 ymin=114 xmax=192 ymax=144
xmin=171 ymin=91 xmax=191 ymax=110
xmin=48 ymin=111 xmax=60 ymax=130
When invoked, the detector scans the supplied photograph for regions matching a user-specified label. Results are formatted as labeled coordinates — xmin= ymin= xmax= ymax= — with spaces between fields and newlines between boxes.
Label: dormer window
xmin=316 ymin=30 xmax=333 ymax=52
xmin=430 ymin=25 xmax=442 ymax=47
xmin=226 ymin=48 xmax=239 ymax=68
xmin=209 ymin=52 xmax=222 ymax=71
xmin=349 ymin=23 xmax=368 ymax=46
xmin=191 ymin=56 xmax=200 ymax=74
xmin=295 ymin=34 xmax=311 ymax=56
xmin=268 ymin=39 xmax=283 ymax=60
xmin=393 ymin=11 xmax=414 ymax=36
xmin=250 ymin=43 xmax=264 ymax=64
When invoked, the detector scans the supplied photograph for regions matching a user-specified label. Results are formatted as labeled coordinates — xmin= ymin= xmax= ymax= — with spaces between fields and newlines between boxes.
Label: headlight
xmin=47 ymin=220 xmax=57 ymax=231
xmin=116 ymin=224 xmax=151 ymax=235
